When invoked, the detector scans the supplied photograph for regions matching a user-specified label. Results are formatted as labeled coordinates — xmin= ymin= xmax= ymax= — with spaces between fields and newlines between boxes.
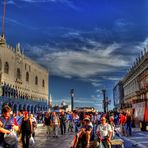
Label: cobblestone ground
xmin=29 ymin=124 xmax=74 ymax=148
xmin=18 ymin=125 xmax=148 ymax=148
xmin=121 ymin=128 xmax=148 ymax=148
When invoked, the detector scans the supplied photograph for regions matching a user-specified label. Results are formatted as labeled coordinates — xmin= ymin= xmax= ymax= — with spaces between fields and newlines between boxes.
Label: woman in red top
xmin=119 ymin=112 xmax=127 ymax=136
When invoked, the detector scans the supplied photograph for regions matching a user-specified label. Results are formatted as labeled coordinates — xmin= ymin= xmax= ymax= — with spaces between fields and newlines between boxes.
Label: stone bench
xmin=110 ymin=139 xmax=124 ymax=148
xmin=91 ymin=139 xmax=124 ymax=148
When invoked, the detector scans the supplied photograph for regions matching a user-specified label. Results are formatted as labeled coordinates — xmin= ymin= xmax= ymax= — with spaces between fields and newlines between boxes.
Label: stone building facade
xmin=0 ymin=35 xmax=48 ymax=113
xmin=113 ymin=81 xmax=124 ymax=110
xmin=121 ymin=48 xmax=148 ymax=125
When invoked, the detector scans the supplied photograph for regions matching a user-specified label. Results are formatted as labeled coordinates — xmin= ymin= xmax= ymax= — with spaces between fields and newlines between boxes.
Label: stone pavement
xmin=120 ymin=128 xmax=148 ymax=148
xmin=30 ymin=124 xmax=74 ymax=148
xmin=18 ymin=125 xmax=148 ymax=148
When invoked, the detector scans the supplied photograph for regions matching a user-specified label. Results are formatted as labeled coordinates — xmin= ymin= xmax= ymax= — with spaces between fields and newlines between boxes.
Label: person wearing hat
xmin=96 ymin=117 xmax=112 ymax=148
xmin=71 ymin=116 xmax=92 ymax=148
xmin=20 ymin=111 xmax=32 ymax=148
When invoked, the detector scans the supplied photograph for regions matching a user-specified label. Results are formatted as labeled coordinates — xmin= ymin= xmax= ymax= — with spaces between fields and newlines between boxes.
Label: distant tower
xmin=49 ymin=94 xmax=52 ymax=108
xmin=0 ymin=0 xmax=6 ymax=47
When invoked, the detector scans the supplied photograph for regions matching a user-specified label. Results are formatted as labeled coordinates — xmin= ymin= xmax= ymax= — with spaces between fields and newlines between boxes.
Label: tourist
xmin=16 ymin=109 xmax=24 ymax=143
xmin=0 ymin=105 xmax=19 ymax=148
xmin=16 ymin=109 xmax=24 ymax=127
xmin=126 ymin=112 xmax=132 ymax=136
xmin=119 ymin=112 xmax=126 ymax=136
xmin=109 ymin=116 xmax=115 ymax=139
xmin=0 ymin=120 xmax=11 ymax=147
xmin=30 ymin=114 xmax=37 ymax=138
xmin=67 ymin=112 xmax=73 ymax=132
xmin=59 ymin=111 xmax=66 ymax=135
xmin=73 ymin=112 xmax=80 ymax=133
xmin=71 ymin=116 xmax=92 ymax=148
xmin=52 ymin=112 xmax=60 ymax=138
xmin=44 ymin=112 xmax=52 ymax=138
xmin=21 ymin=111 xmax=32 ymax=148
xmin=97 ymin=112 xmax=102 ymax=125
xmin=96 ymin=117 xmax=112 ymax=148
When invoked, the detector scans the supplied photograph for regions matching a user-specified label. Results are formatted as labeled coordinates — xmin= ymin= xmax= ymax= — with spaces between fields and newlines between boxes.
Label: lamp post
xmin=106 ymin=97 xmax=108 ymax=113
xmin=102 ymin=89 xmax=106 ymax=113
xmin=70 ymin=89 xmax=74 ymax=112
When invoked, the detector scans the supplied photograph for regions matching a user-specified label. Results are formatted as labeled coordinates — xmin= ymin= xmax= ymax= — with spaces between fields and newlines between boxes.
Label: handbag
xmin=4 ymin=129 xmax=18 ymax=145
xmin=29 ymin=135 xmax=35 ymax=145
xmin=2 ymin=117 xmax=18 ymax=146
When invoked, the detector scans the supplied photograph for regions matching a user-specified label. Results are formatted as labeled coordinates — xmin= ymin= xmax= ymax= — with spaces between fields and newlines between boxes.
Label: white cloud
xmin=7 ymin=0 xmax=16 ymax=4
xmin=135 ymin=38 xmax=148 ymax=51
xmin=1 ymin=0 xmax=16 ymax=5
xmin=44 ymin=45 xmax=127 ymax=75
xmin=114 ymin=18 xmax=135 ymax=32
xmin=19 ymin=0 xmax=79 ymax=10
xmin=102 ymin=76 xmax=122 ymax=81
xmin=63 ymin=31 xmax=81 ymax=38
xmin=26 ymin=42 xmax=131 ymax=80
xmin=92 ymin=83 xmax=102 ymax=87
xmin=24 ymin=29 xmax=148 ymax=87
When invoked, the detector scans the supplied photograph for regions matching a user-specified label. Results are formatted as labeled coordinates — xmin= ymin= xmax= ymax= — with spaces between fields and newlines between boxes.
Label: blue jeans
xmin=126 ymin=122 xmax=132 ymax=136
xmin=74 ymin=123 xmax=79 ymax=133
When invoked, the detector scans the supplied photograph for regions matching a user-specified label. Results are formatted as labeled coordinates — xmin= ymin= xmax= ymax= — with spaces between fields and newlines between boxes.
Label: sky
xmin=0 ymin=0 xmax=148 ymax=110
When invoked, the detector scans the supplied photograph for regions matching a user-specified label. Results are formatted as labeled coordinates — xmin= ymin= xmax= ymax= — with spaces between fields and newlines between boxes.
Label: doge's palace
xmin=0 ymin=34 xmax=48 ymax=113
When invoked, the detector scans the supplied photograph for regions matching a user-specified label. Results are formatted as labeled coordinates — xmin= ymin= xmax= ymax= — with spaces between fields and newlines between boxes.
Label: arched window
xmin=42 ymin=79 xmax=45 ymax=87
xmin=4 ymin=62 xmax=9 ymax=74
xmin=35 ymin=76 xmax=38 ymax=85
xmin=0 ymin=59 xmax=2 ymax=71
xmin=26 ymin=72 xmax=29 ymax=82
xmin=17 ymin=68 xmax=21 ymax=79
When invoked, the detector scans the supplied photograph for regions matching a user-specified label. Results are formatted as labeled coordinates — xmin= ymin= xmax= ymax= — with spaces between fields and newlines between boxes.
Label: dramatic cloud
xmin=24 ymin=36 xmax=148 ymax=92
xmin=25 ymin=42 xmax=132 ymax=78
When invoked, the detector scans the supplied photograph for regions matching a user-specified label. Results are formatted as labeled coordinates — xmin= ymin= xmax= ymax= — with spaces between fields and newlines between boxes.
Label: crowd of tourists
xmin=70 ymin=111 xmax=132 ymax=148
xmin=43 ymin=110 xmax=132 ymax=148
xmin=0 ymin=103 xmax=132 ymax=148
xmin=0 ymin=104 xmax=37 ymax=148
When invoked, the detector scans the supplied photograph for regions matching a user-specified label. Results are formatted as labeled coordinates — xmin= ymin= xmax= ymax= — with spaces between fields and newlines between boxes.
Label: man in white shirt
xmin=96 ymin=117 xmax=112 ymax=148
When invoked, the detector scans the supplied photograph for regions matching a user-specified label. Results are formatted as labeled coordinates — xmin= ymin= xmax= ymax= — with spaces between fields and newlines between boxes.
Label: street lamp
xmin=102 ymin=89 xmax=106 ymax=113
xmin=70 ymin=89 xmax=74 ymax=112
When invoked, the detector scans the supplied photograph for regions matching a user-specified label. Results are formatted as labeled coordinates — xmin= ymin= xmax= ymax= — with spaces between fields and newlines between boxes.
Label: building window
xmin=4 ymin=62 xmax=9 ymax=74
xmin=29 ymin=66 xmax=31 ymax=72
xmin=25 ymin=64 xmax=27 ymax=70
xmin=26 ymin=72 xmax=29 ymax=82
xmin=35 ymin=76 xmax=38 ymax=85
xmin=42 ymin=79 xmax=45 ymax=87
xmin=0 ymin=59 xmax=2 ymax=71
xmin=17 ymin=68 xmax=21 ymax=79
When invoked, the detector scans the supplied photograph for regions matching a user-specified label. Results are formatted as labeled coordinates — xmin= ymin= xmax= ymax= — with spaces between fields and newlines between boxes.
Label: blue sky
xmin=0 ymin=0 xmax=148 ymax=110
